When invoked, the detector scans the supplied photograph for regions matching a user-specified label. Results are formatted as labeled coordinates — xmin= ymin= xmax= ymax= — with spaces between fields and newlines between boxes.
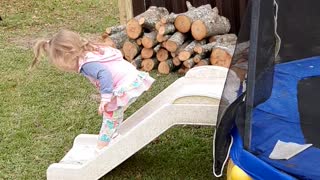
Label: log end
xmin=141 ymin=37 xmax=153 ymax=48
xmin=191 ymin=20 xmax=207 ymax=40
xmin=174 ymin=15 xmax=192 ymax=33
xmin=141 ymin=48 xmax=154 ymax=59
xmin=178 ymin=51 xmax=191 ymax=61
xmin=193 ymin=45 xmax=203 ymax=54
xmin=156 ymin=48 xmax=169 ymax=62
xmin=210 ymin=48 xmax=232 ymax=68
xmin=159 ymin=26 xmax=165 ymax=35
xmin=165 ymin=40 xmax=178 ymax=52
xmin=126 ymin=18 xmax=142 ymax=39
xmin=158 ymin=61 xmax=170 ymax=74
xmin=123 ymin=41 xmax=139 ymax=61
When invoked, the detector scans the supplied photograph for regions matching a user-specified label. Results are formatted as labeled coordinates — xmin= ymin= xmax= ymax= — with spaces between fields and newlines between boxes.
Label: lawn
xmin=0 ymin=1 xmax=220 ymax=179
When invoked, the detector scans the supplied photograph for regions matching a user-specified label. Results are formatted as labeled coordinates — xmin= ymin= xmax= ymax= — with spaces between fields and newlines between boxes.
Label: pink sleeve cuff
xmin=101 ymin=93 xmax=113 ymax=102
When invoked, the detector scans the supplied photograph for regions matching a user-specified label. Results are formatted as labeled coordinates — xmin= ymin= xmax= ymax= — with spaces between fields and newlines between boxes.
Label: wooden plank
xmin=118 ymin=0 xmax=134 ymax=24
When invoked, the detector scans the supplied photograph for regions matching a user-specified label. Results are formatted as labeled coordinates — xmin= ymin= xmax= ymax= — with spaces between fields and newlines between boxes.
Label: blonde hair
xmin=31 ymin=29 xmax=104 ymax=72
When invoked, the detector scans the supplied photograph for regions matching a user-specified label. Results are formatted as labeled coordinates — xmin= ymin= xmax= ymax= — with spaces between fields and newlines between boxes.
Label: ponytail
xmin=30 ymin=39 xmax=49 ymax=69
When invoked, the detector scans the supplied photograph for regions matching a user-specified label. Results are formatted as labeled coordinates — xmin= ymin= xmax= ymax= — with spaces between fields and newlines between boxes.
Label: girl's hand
xmin=98 ymin=101 xmax=108 ymax=115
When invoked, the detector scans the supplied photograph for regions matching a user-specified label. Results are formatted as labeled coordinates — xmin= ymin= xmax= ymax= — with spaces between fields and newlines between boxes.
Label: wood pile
xmin=102 ymin=1 xmax=237 ymax=75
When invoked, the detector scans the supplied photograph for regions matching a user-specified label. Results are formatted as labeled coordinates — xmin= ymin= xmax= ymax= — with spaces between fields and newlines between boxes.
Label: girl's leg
xmin=97 ymin=97 xmax=138 ymax=149
xmin=97 ymin=108 xmax=124 ymax=149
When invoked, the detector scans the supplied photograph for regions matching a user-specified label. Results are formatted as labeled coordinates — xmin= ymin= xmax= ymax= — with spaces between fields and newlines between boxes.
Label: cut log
xmin=142 ymin=31 xmax=157 ymax=48
xmin=159 ymin=23 xmax=176 ymax=35
xmin=126 ymin=6 xmax=168 ymax=39
xmin=186 ymin=1 xmax=196 ymax=11
xmin=191 ymin=9 xmax=231 ymax=40
xmin=155 ymin=21 xmax=162 ymax=31
xmin=136 ymin=38 xmax=142 ymax=45
xmin=141 ymin=48 xmax=153 ymax=59
xmin=178 ymin=40 xmax=206 ymax=61
xmin=209 ymin=34 xmax=237 ymax=43
xmin=194 ymin=41 xmax=233 ymax=54
xmin=174 ymin=4 xmax=213 ymax=33
xmin=104 ymin=30 xmax=128 ymax=49
xmin=126 ymin=18 xmax=142 ymax=39
xmin=174 ymin=40 xmax=192 ymax=58
xmin=193 ymin=52 xmax=207 ymax=63
xmin=177 ymin=65 xmax=190 ymax=74
xmin=156 ymin=34 xmax=170 ymax=43
xmin=161 ymin=12 xmax=178 ymax=24
xmin=131 ymin=55 xmax=143 ymax=69
xmin=141 ymin=44 xmax=161 ymax=59
xmin=156 ymin=48 xmax=169 ymax=62
xmin=172 ymin=56 xmax=181 ymax=66
xmin=194 ymin=42 xmax=215 ymax=54
xmin=195 ymin=58 xmax=210 ymax=67
xmin=158 ymin=59 xmax=174 ymax=74
xmin=105 ymin=24 xmax=126 ymax=35
xmin=122 ymin=40 xmax=141 ymax=61
xmin=141 ymin=58 xmax=159 ymax=72
xmin=138 ymin=6 xmax=169 ymax=30
xmin=165 ymin=32 xmax=187 ymax=52
xmin=210 ymin=45 xmax=235 ymax=68
xmin=183 ymin=58 xmax=196 ymax=68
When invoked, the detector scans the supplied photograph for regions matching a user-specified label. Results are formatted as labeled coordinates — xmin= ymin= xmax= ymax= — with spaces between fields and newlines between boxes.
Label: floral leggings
xmin=98 ymin=98 xmax=137 ymax=146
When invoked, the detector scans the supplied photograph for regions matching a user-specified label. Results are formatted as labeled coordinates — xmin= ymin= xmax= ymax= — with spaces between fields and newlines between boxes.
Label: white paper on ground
xmin=269 ymin=140 xmax=312 ymax=160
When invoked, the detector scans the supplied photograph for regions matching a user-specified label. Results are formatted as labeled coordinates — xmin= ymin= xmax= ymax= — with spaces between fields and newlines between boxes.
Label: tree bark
xmin=209 ymin=33 xmax=237 ymax=43
xmin=193 ymin=52 xmax=207 ymax=63
xmin=142 ymin=31 xmax=157 ymax=48
xmin=194 ymin=41 xmax=234 ymax=54
xmin=183 ymin=58 xmax=196 ymax=68
xmin=137 ymin=6 xmax=169 ymax=30
xmin=159 ymin=23 xmax=176 ymax=35
xmin=178 ymin=40 xmax=206 ymax=61
xmin=104 ymin=30 xmax=128 ymax=49
xmin=105 ymin=24 xmax=126 ymax=35
xmin=126 ymin=6 xmax=169 ymax=39
xmin=156 ymin=34 xmax=170 ymax=43
xmin=165 ymin=32 xmax=187 ymax=52
xmin=174 ymin=4 xmax=213 ymax=33
xmin=131 ymin=55 xmax=143 ymax=69
xmin=195 ymin=58 xmax=210 ymax=67
xmin=161 ymin=12 xmax=178 ymax=24
xmin=191 ymin=9 xmax=231 ymax=40
xmin=158 ymin=59 xmax=174 ymax=74
xmin=122 ymin=40 xmax=141 ymax=61
xmin=141 ymin=58 xmax=159 ymax=71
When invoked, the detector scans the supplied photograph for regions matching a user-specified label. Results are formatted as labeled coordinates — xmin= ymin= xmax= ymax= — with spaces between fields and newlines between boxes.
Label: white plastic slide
xmin=47 ymin=66 xmax=228 ymax=180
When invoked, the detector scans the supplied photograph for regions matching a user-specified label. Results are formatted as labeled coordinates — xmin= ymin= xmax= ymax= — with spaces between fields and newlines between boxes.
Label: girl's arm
xmin=80 ymin=62 xmax=113 ymax=102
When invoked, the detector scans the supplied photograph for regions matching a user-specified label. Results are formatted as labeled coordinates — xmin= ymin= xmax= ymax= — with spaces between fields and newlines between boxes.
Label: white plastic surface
xmin=47 ymin=66 xmax=228 ymax=180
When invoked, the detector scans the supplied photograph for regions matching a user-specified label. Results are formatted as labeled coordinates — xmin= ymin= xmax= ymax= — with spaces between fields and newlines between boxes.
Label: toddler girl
xmin=31 ymin=29 xmax=155 ymax=150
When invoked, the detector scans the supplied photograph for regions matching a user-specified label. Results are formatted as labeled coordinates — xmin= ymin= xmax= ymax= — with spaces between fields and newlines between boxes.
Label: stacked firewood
xmin=102 ymin=2 xmax=237 ymax=74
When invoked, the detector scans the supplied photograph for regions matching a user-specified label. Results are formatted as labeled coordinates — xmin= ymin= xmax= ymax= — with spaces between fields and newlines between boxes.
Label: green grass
xmin=0 ymin=1 xmax=221 ymax=179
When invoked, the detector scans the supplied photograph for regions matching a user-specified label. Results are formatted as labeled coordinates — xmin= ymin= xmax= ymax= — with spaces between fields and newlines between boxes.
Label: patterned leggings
xmin=97 ymin=98 xmax=137 ymax=147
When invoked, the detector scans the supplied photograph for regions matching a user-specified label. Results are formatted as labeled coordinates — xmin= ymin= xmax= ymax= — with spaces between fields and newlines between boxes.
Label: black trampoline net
xmin=214 ymin=0 xmax=320 ymax=176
